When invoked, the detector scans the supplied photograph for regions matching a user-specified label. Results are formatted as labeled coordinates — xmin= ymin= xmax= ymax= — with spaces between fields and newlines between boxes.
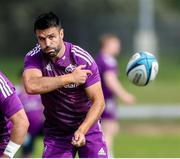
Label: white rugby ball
xmin=126 ymin=51 xmax=159 ymax=86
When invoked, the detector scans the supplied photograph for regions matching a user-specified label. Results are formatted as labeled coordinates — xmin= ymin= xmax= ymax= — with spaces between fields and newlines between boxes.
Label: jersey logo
xmin=98 ymin=147 xmax=106 ymax=156
xmin=65 ymin=64 xmax=76 ymax=73
xmin=45 ymin=63 xmax=53 ymax=71
xmin=64 ymin=83 xmax=79 ymax=88
xmin=64 ymin=64 xmax=79 ymax=88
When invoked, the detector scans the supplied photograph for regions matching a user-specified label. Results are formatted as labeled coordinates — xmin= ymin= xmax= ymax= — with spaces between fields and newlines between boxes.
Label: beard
xmin=43 ymin=46 xmax=61 ymax=58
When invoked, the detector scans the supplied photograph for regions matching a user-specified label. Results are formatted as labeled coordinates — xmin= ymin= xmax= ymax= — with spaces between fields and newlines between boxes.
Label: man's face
xmin=106 ymin=38 xmax=121 ymax=56
xmin=35 ymin=27 xmax=64 ymax=58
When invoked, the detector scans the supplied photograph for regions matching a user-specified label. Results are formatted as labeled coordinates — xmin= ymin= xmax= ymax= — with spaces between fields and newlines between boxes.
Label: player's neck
xmin=101 ymin=49 xmax=112 ymax=56
xmin=51 ymin=42 xmax=65 ymax=62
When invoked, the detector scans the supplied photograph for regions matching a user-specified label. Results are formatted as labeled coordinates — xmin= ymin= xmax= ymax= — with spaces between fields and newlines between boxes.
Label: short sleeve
xmin=71 ymin=45 xmax=101 ymax=88
xmin=102 ymin=56 xmax=118 ymax=73
xmin=0 ymin=73 xmax=23 ymax=119
xmin=0 ymin=73 xmax=15 ymax=103
xmin=84 ymin=61 xmax=101 ymax=88
xmin=24 ymin=44 xmax=42 ymax=70
xmin=0 ymin=93 xmax=23 ymax=119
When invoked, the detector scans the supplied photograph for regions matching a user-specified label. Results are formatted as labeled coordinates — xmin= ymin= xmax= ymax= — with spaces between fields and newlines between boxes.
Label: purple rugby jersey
xmin=0 ymin=72 xmax=23 ymax=153
xmin=96 ymin=53 xmax=118 ymax=99
xmin=24 ymin=42 xmax=101 ymax=136
xmin=96 ymin=53 xmax=119 ymax=119
xmin=16 ymin=86 xmax=44 ymax=136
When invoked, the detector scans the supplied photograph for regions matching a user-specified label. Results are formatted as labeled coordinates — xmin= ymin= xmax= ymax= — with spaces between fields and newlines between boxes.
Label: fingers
xmin=71 ymin=133 xmax=86 ymax=147
xmin=126 ymin=97 xmax=136 ymax=104
xmin=71 ymin=65 xmax=93 ymax=84
xmin=76 ymin=137 xmax=86 ymax=147
xmin=77 ymin=64 xmax=86 ymax=69
xmin=71 ymin=137 xmax=77 ymax=145
xmin=71 ymin=138 xmax=86 ymax=147
xmin=71 ymin=132 xmax=80 ymax=146
xmin=128 ymin=95 xmax=136 ymax=104
xmin=84 ymin=70 xmax=92 ymax=75
xmin=74 ymin=132 xmax=79 ymax=141
xmin=75 ymin=65 xmax=92 ymax=75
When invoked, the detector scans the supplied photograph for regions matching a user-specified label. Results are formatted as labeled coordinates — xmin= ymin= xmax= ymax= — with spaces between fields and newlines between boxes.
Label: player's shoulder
xmin=0 ymin=71 xmax=11 ymax=84
xmin=25 ymin=43 xmax=42 ymax=57
xmin=102 ymin=54 xmax=117 ymax=68
xmin=71 ymin=44 xmax=95 ymax=66
xmin=0 ymin=71 xmax=14 ymax=98
xmin=15 ymin=85 xmax=23 ymax=95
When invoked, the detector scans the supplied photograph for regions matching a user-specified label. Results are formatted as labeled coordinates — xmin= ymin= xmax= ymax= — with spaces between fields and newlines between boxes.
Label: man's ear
xmin=59 ymin=28 xmax=64 ymax=38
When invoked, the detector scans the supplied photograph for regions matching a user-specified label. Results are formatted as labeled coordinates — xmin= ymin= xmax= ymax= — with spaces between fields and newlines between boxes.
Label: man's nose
xmin=45 ymin=38 xmax=51 ymax=47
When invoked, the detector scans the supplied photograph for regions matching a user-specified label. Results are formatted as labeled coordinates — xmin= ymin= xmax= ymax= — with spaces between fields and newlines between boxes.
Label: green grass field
xmin=114 ymin=133 xmax=180 ymax=157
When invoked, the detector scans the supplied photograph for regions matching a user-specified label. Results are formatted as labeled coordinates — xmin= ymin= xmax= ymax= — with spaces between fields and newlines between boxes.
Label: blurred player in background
xmin=23 ymin=12 xmax=108 ymax=158
xmin=96 ymin=34 xmax=136 ymax=157
xmin=0 ymin=71 xmax=29 ymax=158
xmin=16 ymin=70 xmax=44 ymax=158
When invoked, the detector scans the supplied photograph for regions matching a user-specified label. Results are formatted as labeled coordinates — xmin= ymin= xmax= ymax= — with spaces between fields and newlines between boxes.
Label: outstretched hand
xmin=121 ymin=93 xmax=136 ymax=105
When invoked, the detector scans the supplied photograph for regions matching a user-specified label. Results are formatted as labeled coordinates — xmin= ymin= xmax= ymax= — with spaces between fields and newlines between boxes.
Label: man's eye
xmin=39 ymin=37 xmax=45 ymax=41
xmin=49 ymin=35 xmax=55 ymax=40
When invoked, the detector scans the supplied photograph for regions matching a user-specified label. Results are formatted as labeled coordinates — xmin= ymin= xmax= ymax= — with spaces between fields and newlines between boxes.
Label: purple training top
xmin=16 ymin=85 xmax=42 ymax=113
xmin=96 ymin=53 xmax=118 ymax=99
xmin=16 ymin=86 xmax=44 ymax=135
xmin=0 ymin=71 xmax=23 ymax=149
xmin=24 ymin=42 xmax=100 ymax=137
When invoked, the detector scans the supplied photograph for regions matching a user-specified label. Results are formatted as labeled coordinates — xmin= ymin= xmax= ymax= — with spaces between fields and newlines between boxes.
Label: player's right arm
xmin=24 ymin=45 xmax=91 ymax=94
xmin=23 ymin=65 xmax=92 ymax=94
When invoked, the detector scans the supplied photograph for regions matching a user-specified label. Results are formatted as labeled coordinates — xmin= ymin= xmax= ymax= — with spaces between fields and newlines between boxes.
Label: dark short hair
xmin=34 ymin=12 xmax=61 ymax=31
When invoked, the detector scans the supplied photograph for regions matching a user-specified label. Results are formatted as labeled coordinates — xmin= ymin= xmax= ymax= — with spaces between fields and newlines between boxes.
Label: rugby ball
xmin=126 ymin=51 xmax=159 ymax=86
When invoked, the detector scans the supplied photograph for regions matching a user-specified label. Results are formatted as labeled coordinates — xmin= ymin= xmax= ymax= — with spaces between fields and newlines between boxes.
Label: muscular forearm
xmin=2 ymin=121 xmax=28 ymax=158
xmin=78 ymin=100 xmax=105 ymax=135
xmin=105 ymin=74 xmax=130 ymax=99
xmin=110 ymin=81 xmax=127 ymax=98
xmin=10 ymin=120 xmax=29 ymax=144
xmin=3 ymin=109 xmax=29 ymax=158
xmin=112 ymin=82 xmax=133 ymax=101
xmin=25 ymin=74 xmax=73 ymax=94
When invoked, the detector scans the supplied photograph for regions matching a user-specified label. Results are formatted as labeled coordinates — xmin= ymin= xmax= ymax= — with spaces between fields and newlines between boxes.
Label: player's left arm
xmin=1 ymin=109 xmax=29 ymax=158
xmin=72 ymin=82 xmax=105 ymax=147
xmin=104 ymin=71 xmax=136 ymax=104
xmin=72 ymin=55 xmax=105 ymax=147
